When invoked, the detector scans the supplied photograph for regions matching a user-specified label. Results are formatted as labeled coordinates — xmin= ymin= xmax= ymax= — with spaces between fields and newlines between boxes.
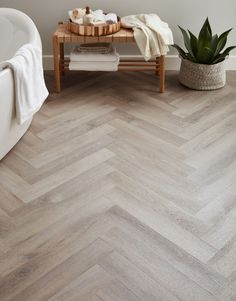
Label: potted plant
xmin=173 ymin=18 xmax=236 ymax=90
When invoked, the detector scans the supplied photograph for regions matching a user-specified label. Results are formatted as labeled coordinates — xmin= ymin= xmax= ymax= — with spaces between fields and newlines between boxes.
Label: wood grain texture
xmin=0 ymin=71 xmax=236 ymax=301
xmin=56 ymin=23 xmax=134 ymax=43
xmin=67 ymin=19 xmax=121 ymax=37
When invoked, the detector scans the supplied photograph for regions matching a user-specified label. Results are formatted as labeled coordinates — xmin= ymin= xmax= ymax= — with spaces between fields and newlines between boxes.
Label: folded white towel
xmin=68 ymin=10 xmax=83 ymax=24
xmin=70 ymin=45 xmax=118 ymax=62
xmin=0 ymin=44 xmax=48 ymax=125
xmin=79 ymin=43 xmax=112 ymax=54
xmin=92 ymin=9 xmax=106 ymax=23
xmin=69 ymin=60 xmax=119 ymax=72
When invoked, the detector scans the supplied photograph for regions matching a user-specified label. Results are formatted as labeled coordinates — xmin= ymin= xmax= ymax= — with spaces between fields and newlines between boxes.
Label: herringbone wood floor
xmin=0 ymin=71 xmax=236 ymax=301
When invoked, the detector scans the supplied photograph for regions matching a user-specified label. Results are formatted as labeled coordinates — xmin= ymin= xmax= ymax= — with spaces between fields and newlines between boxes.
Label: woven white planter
xmin=179 ymin=59 xmax=226 ymax=90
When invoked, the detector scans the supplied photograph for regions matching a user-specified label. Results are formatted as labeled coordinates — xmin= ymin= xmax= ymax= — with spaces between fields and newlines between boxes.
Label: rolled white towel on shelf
xmin=92 ymin=9 xmax=106 ymax=23
xmin=93 ymin=9 xmax=104 ymax=15
xmin=92 ymin=10 xmax=118 ymax=24
xmin=105 ymin=13 xmax=118 ymax=24
xmin=68 ymin=10 xmax=83 ymax=24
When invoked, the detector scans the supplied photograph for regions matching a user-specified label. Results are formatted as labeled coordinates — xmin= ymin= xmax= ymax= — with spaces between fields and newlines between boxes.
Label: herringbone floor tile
xmin=0 ymin=71 xmax=236 ymax=301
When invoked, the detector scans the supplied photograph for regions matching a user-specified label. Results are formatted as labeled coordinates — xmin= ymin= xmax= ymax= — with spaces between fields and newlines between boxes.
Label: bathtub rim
xmin=0 ymin=8 xmax=42 ymax=160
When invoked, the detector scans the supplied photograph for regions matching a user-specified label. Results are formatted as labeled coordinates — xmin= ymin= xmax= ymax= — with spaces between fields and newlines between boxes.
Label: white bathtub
xmin=0 ymin=8 xmax=42 ymax=160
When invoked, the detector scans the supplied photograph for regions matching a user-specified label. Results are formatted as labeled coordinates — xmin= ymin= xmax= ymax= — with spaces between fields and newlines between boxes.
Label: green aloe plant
xmin=173 ymin=18 xmax=236 ymax=65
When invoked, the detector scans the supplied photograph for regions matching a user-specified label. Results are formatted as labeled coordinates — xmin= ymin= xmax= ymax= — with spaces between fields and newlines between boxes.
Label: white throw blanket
xmin=121 ymin=14 xmax=174 ymax=61
xmin=0 ymin=44 xmax=48 ymax=125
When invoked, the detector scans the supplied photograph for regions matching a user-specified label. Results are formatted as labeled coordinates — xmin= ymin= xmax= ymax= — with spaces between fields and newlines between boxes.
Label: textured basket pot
xmin=179 ymin=59 xmax=226 ymax=90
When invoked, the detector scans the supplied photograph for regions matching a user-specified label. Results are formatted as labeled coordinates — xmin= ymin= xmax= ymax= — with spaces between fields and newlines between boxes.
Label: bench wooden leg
xmin=156 ymin=57 xmax=159 ymax=76
xmin=60 ymin=43 xmax=65 ymax=76
xmin=159 ymin=55 xmax=165 ymax=93
xmin=53 ymin=35 xmax=61 ymax=93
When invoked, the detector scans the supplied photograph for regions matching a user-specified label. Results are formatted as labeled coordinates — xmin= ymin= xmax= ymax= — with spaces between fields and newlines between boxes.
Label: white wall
xmin=1 ymin=0 xmax=236 ymax=67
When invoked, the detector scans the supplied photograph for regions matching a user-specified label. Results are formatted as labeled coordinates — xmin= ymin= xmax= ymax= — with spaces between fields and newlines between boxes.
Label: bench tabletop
xmin=53 ymin=23 xmax=135 ymax=43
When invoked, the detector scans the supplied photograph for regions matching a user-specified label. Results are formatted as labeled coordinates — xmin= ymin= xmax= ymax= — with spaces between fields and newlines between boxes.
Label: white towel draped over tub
xmin=121 ymin=14 xmax=174 ymax=61
xmin=0 ymin=43 xmax=49 ymax=125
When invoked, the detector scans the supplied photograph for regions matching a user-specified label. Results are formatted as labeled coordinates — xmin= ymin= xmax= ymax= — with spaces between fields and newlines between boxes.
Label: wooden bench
xmin=53 ymin=23 xmax=166 ymax=93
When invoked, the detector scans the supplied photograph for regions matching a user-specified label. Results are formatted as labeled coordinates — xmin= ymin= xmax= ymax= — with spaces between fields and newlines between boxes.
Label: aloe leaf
xmin=214 ymin=29 xmax=232 ymax=56
xmin=211 ymin=46 xmax=236 ymax=64
xmin=196 ymin=47 xmax=214 ymax=64
xmin=211 ymin=34 xmax=219 ymax=53
xmin=178 ymin=26 xmax=195 ymax=58
xmin=212 ymin=55 xmax=227 ymax=64
xmin=172 ymin=44 xmax=188 ymax=59
xmin=199 ymin=18 xmax=212 ymax=41
xmin=185 ymin=53 xmax=197 ymax=63
xmin=221 ymin=45 xmax=236 ymax=55
xmin=188 ymin=30 xmax=198 ymax=57
xmin=204 ymin=17 xmax=212 ymax=36
xmin=212 ymin=58 xmax=224 ymax=64
xmin=198 ymin=18 xmax=212 ymax=51
xmin=218 ymin=28 xmax=232 ymax=41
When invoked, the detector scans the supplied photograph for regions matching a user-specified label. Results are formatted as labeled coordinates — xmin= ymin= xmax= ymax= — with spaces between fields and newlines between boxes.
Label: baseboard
xmin=43 ymin=54 xmax=236 ymax=71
